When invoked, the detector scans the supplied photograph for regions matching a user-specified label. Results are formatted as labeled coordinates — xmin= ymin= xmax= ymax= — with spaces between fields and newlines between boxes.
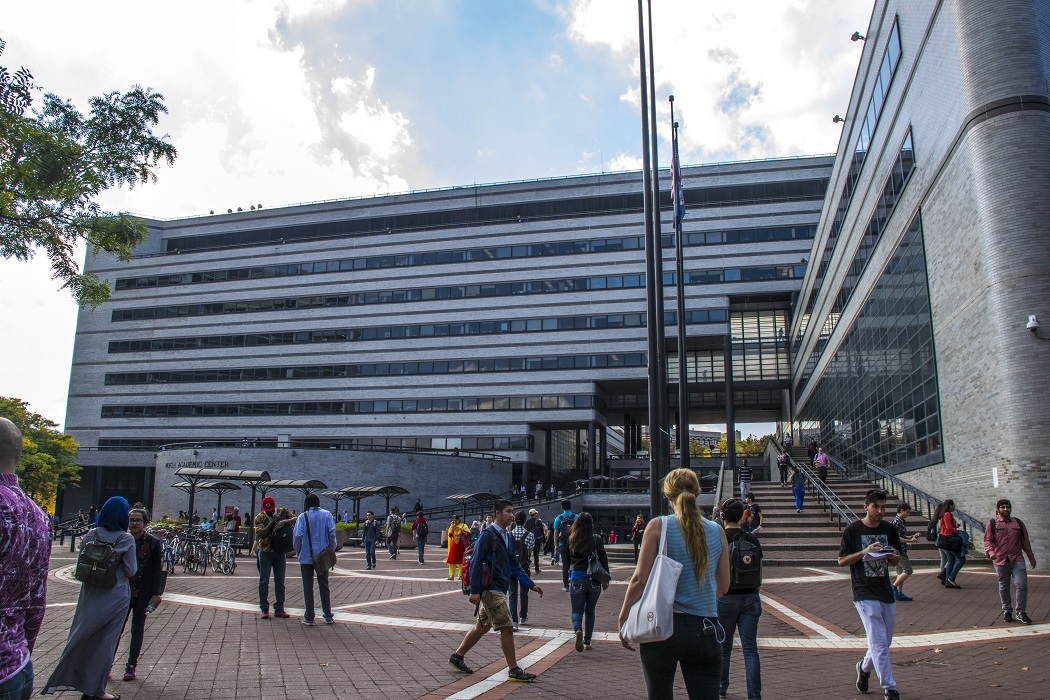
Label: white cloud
xmin=566 ymin=0 xmax=871 ymax=163
xmin=608 ymin=153 xmax=643 ymax=172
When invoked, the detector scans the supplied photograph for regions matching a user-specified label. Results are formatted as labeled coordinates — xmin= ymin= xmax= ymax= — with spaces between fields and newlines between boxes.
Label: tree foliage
xmin=0 ymin=38 xmax=177 ymax=307
xmin=0 ymin=396 xmax=80 ymax=508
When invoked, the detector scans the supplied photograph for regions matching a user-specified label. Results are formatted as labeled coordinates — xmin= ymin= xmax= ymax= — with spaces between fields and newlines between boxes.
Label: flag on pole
xmin=671 ymin=128 xmax=685 ymax=225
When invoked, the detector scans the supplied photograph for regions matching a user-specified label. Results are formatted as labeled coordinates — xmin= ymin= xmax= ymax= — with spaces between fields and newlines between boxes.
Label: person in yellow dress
xmin=446 ymin=516 xmax=471 ymax=580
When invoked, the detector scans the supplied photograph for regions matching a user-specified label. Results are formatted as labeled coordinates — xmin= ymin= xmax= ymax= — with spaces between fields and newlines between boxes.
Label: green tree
xmin=0 ymin=38 xmax=177 ymax=307
xmin=0 ymin=396 xmax=80 ymax=508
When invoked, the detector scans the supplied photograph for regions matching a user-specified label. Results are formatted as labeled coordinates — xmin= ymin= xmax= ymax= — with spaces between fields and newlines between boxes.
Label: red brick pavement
xmin=32 ymin=545 xmax=1048 ymax=699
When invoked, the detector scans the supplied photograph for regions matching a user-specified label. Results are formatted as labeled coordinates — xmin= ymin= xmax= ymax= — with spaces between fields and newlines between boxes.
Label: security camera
xmin=1027 ymin=315 xmax=1040 ymax=333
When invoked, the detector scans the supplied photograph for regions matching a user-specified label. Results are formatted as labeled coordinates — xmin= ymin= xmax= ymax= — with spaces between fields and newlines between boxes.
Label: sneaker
xmin=274 ymin=610 xmax=290 ymax=619
xmin=448 ymin=653 xmax=474 ymax=674
xmin=123 ymin=665 xmax=136 ymax=681
xmin=535 ymin=567 xmax=541 ymax=573
xmin=513 ymin=622 xmax=519 ymax=631
xmin=324 ymin=616 xmax=335 ymax=624
xmin=507 ymin=667 xmax=536 ymax=683
xmin=520 ymin=616 xmax=528 ymax=625
xmin=302 ymin=619 xmax=315 ymax=626
xmin=897 ymin=591 xmax=913 ymax=602
xmin=389 ymin=553 xmax=396 ymax=559
xmin=575 ymin=629 xmax=584 ymax=652
xmin=418 ymin=561 xmax=425 ymax=565
xmin=892 ymin=588 xmax=905 ymax=601
xmin=1017 ymin=612 xmax=1033 ymax=625
xmin=856 ymin=661 xmax=871 ymax=693
xmin=562 ymin=586 xmax=569 ymax=592
xmin=1003 ymin=611 xmax=1015 ymax=623
xmin=260 ymin=612 xmax=271 ymax=619
xmin=884 ymin=690 xmax=900 ymax=700
xmin=719 ymin=691 xmax=728 ymax=699
xmin=796 ymin=508 xmax=801 ymax=513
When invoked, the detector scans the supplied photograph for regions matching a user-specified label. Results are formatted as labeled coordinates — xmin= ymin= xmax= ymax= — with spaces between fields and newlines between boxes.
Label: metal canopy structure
xmin=171 ymin=480 xmax=242 ymax=524
xmin=320 ymin=490 xmax=352 ymax=518
xmin=338 ymin=485 xmax=409 ymax=520
xmin=174 ymin=468 xmax=271 ymax=546
xmin=445 ymin=492 xmax=502 ymax=520
xmin=259 ymin=479 xmax=328 ymax=497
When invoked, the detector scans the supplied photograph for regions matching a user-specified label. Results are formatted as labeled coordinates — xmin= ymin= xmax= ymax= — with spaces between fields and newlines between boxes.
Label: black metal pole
xmin=671 ymin=105 xmax=689 ymax=473
xmin=646 ymin=0 xmax=671 ymax=501
xmin=724 ymin=333 xmax=737 ymax=482
xmin=637 ymin=0 xmax=661 ymax=520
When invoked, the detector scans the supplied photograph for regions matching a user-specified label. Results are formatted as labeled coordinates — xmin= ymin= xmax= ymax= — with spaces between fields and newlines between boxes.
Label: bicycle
xmin=210 ymin=533 xmax=237 ymax=575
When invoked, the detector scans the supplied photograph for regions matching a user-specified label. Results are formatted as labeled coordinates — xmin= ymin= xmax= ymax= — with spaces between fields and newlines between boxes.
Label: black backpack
xmin=513 ymin=529 xmax=531 ymax=574
xmin=558 ymin=513 xmax=576 ymax=545
xmin=925 ymin=519 xmax=938 ymax=542
xmin=416 ymin=520 xmax=430 ymax=539
xmin=75 ymin=538 xmax=119 ymax=587
xmin=728 ymin=531 xmax=762 ymax=590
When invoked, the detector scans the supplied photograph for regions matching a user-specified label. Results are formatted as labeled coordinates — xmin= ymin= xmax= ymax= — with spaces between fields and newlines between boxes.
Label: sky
xmin=0 ymin=0 xmax=874 ymax=431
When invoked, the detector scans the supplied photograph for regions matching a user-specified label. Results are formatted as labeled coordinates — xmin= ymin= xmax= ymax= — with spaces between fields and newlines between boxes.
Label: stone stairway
xmin=748 ymin=472 xmax=948 ymax=568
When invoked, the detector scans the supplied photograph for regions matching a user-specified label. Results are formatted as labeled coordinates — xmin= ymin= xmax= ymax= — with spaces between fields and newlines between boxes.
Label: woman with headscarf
xmin=42 ymin=496 xmax=137 ymax=700
xmin=445 ymin=516 xmax=471 ymax=580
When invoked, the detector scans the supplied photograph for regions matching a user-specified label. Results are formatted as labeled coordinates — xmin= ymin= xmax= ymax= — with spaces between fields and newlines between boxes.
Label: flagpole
xmin=636 ymin=0 xmax=662 ymax=519
xmin=670 ymin=99 xmax=690 ymax=473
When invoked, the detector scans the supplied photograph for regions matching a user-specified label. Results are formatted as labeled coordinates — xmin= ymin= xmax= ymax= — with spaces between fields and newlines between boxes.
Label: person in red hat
xmin=254 ymin=496 xmax=295 ymax=619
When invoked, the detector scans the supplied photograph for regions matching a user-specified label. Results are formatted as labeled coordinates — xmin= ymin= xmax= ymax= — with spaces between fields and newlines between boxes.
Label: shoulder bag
xmin=619 ymin=516 xmax=683 ymax=645
xmin=587 ymin=535 xmax=611 ymax=588
xmin=304 ymin=510 xmax=337 ymax=573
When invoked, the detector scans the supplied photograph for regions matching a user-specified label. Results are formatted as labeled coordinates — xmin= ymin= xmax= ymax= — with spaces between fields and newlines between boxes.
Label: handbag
xmin=620 ymin=516 xmax=683 ymax=645
xmin=587 ymin=535 xmax=611 ymax=588
xmin=304 ymin=510 xmax=337 ymax=573
xmin=935 ymin=533 xmax=962 ymax=551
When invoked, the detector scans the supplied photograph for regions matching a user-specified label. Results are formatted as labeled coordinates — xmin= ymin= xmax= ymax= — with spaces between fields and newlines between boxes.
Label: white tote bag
xmin=620 ymin=515 xmax=684 ymax=644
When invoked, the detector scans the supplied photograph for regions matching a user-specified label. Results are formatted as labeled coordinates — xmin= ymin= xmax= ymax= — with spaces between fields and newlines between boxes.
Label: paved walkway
xmin=34 ymin=545 xmax=1049 ymax=699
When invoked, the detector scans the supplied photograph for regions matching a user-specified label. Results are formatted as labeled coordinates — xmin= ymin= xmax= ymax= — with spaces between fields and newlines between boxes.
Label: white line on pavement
xmin=759 ymin=595 xmax=841 ymax=640
xmin=447 ymin=637 xmax=570 ymax=699
xmin=333 ymin=588 xmax=462 ymax=610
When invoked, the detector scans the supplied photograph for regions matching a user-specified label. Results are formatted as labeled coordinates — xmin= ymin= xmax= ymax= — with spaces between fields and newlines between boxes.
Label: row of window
xmin=101 ymin=394 xmax=600 ymax=418
xmin=163 ymin=179 xmax=829 ymax=254
xmin=110 ymin=268 xmax=803 ymax=322
xmin=116 ymin=224 xmax=817 ymax=292
xmin=795 ymin=18 xmax=903 ymax=356
xmin=607 ymin=389 xmax=782 ymax=410
xmin=103 ymin=352 xmax=647 ymax=385
xmin=96 ymin=435 xmax=533 ymax=451
xmin=106 ymin=309 xmax=729 ymax=354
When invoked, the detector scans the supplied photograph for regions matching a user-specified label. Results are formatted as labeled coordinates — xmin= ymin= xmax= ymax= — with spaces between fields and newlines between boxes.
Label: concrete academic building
xmin=60 ymin=0 xmax=1048 ymax=557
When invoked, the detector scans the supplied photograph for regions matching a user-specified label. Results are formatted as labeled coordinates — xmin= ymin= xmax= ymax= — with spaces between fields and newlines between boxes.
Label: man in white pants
xmin=837 ymin=489 xmax=903 ymax=700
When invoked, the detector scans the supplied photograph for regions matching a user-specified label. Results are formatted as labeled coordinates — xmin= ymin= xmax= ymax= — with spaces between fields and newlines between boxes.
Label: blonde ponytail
xmin=664 ymin=468 xmax=708 ymax=585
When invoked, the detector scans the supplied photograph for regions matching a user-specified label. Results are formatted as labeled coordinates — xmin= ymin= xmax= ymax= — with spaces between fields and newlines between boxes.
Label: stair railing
xmin=772 ymin=437 xmax=857 ymax=528
xmin=862 ymin=461 xmax=986 ymax=546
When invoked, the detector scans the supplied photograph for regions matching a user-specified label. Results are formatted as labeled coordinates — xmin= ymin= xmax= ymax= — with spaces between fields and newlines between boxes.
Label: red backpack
xmin=461 ymin=531 xmax=492 ymax=596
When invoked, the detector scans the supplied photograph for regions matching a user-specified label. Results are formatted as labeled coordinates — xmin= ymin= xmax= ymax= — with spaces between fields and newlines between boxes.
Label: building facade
xmin=791 ymin=0 xmax=1050 ymax=559
xmin=62 ymin=157 xmax=831 ymax=516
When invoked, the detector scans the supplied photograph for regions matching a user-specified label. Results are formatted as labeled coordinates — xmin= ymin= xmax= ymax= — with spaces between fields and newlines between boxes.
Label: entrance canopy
xmin=337 ymin=485 xmax=410 ymax=520
xmin=446 ymin=492 xmax=502 ymax=519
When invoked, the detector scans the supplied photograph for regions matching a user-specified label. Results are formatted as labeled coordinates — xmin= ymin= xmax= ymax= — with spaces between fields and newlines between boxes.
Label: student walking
xmin=837 ymin=489 xmax=903 ymax=700
xmin=552 ymin=500 xmax=578 ymax=590
xmin=293 ymin=494 xmax=336 ymax=625
xmin=255 ymin=495 xmax=295 ymax=617
xmin=525 ymin=509 xmax=545 ymax=573
xmin=411 ymin=511 xmax=429 ymax=565
xmin=983 ymin=499 xmax=1037 ymax=624
xmin=738 ymin=460 xmax=753 ymax=500
xmin=890 ymin=503 xmax=921 ymax=601
xmin=742 ymin=494 xmax=763 ymax=537
xmin=42 ymin=497 xmax=137 ymax=700
xmin=567 ymin=513 xmax=609 ymax=652
xmin=791 ymin=467 xmax=805 ymax=512
xmin=814 ymin=448 xmax=830 ymax=482
xmin=386 ymin=507 xmax=402 ymax=559
xmin=509 ymin=510 xmax=536 ymax=629
xmin=776 ymin=450 xmax=789 ymax=486
xmin=933 ymin=500 xmax=966 ymax=588
xmin=447 ymin=500 xmax=544 ymax=683
xmin=630 ymin=514 xmax=647 ymax=564
xmin=446 ymin=516 xmax=470 ymax=580
xmin=361 ymin=511 xmax=381 ymax=570
xmin=618 ymin=468 xmax=730 ymax=699
xmin=717 ymin=498 xmax=763 ymax=700
xmin=119 ymin=507 xmax=165 ymax=682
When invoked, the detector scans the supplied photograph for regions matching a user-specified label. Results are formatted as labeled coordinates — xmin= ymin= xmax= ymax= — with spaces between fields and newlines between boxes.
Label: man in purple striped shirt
xmin=0 ymin=417 xmax=52 ymax=700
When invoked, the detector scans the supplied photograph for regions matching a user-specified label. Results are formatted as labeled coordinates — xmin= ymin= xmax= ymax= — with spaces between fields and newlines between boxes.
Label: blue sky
xmin=0 ymin=0 xmax=874 ymax=428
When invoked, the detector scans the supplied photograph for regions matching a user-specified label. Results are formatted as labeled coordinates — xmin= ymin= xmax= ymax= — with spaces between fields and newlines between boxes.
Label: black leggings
xmin=122 ymin=595 xmax=150 ymax=667
xmin=638 ymin=613 xmax=722 ymax=699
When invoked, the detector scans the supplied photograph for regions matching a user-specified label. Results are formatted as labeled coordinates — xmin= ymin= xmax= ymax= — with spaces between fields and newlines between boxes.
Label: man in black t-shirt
xmin=838 ymin=489 xmax=903 ymax=700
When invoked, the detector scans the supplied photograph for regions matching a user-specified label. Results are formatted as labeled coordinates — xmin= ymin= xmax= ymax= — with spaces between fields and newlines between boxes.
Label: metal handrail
xmin=861 ymin=461 xmax=986 ymax=546
xmin=714 ymin=460 xmax=727 ymax=504
xmin=772 ymin=437 xmax=856 ymax=528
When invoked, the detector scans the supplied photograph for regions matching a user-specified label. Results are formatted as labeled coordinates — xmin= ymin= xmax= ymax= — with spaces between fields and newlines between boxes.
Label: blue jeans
xmin=363 ymin=539 xmax=377 ymax=568
xmin=639 ymin=613 xmax=722 ymax=699
xmin=793 ymin=487 xmax=805 ymax=510
xmin=942 ymin=547 xmax=964 ymax=582
xmin=0 ymin=660 xmax=32 ymax=700
xmin=560 ymin=546 xmax=570 ymax=587
xmin=258 ymin=548 xmax=287 ymax=613
xmin=416 ymin=538 xmax=425 ymax=563
xmin=717 ymin=593 xmax=762 ymax=699
xmin=569 ymin=577 xmax=602 ymax=644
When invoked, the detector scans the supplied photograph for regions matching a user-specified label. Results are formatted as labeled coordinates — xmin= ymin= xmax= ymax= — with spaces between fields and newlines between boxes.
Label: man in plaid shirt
xmin=509 ymin=510 xmax=536 ymax=630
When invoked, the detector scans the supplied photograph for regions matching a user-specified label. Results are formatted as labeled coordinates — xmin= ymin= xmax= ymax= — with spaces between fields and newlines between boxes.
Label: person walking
xmin=814 ymin=448 xmax=830 ymax=483
xmin=534 ymin=482 xmax=543 ymax=500
xmin=254 ymin=495 xmax=294 ymax=618
xmin=934 ymin=500 xmax=966 ymax=588
xmin=890 ymin=503 xmax=921 ymax=601
xmin=411 ymin=511 xmax=429 ymax=565
xmin=525 ymin=509 xmax=545 ymax=573
xmin=119 ymin=508 xmax=164 ymax=682
xmin=983 ymin=499 xmax=1037 ymax=624
xmin=806 ymin=439 xmax=817 ymax=466
xmin=837 ymin=489 xmax=903 ymax=700
xmin=446 ymin=516 xmax=470 ymax=580
xmin=361 ymin=511 xmax=381 ymax=570
xmin=742 ymin=494 xmax=763 ymax=537
xmin=790 ymin=467 xmax=805 ymax=513
xmin=509 ymin=511 xmax=536 ymax=629
xmin=42 ymin=497 xmax=137 ymax=700
xmin=618 ymin=468 xmax=730 ymax=699
xmin=0 ymin=417 xmax=52 ymax=700
xmin=385 ymin=507 xmax=402 ymax=559
xmin=738 ymin=460 xmax=752 ymax=500
xmin=552 ymin=499 xmax=578 ymax=591
xmin=717 ymin=498 xmax=763 ymax=700
xmin=447 ymin=500 xmax=544 ymax=683
xmin=630 ymin=514 xmax=647 ymax=564
xmin=567 ymin=513 xmax=609 ymax=652
xmin=293 ymin=494 xmax=336 ymax=625
xmin=776 ymin=450 xmax=789 ymax=486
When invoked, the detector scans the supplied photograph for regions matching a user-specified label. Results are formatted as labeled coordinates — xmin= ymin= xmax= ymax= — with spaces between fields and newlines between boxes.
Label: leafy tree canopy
xmin=0 ymin=396 xmax=80 ymax=509
xmin=0 ymin=38 xmax=177 ymax=307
